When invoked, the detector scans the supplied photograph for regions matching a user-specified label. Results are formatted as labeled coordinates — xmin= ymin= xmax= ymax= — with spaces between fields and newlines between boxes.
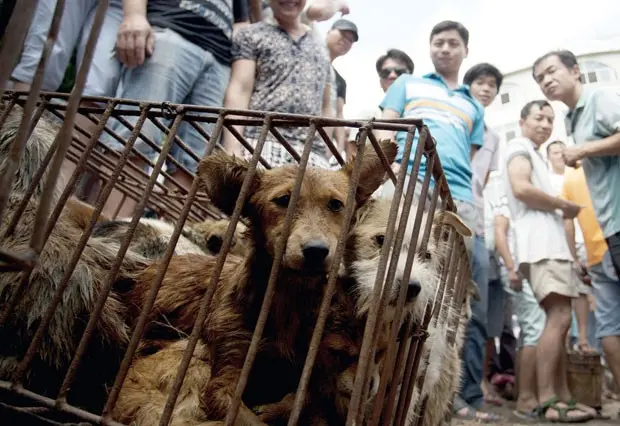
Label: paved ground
xmin=451 ymin=399 xmax=620 ymax=425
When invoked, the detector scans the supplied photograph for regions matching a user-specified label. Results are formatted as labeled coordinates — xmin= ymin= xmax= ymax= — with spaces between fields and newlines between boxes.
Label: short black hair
xmin=546 ymin=140 xmax=565 ymax=155
xmin=375 ymin=49 xmax=414 ymax=75
xmin=520 ymin=100 xmax=552 ymax=120
xmin=532 ymin=50 xmax=579 ymax=79
xmin=430 ymin=20 xmax=469 ymax=47
xmin=463 ymin=63 xmax=503 ymax=91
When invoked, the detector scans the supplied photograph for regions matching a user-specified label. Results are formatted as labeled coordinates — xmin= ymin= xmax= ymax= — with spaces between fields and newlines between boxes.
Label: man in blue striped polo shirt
xmin=375 ymin=20 xmax=497 ymax=422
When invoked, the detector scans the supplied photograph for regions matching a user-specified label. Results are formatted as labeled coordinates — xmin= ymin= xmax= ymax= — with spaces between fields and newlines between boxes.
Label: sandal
xmin=512 ymin=408 xmax=542 ymax=423
xmin=452 ymin=397 xmax=500 ymax=423
xmin=536 ymin=396 xmax=593 ymax=423
xmin=566 ymin=400 xmax=601 ymax=419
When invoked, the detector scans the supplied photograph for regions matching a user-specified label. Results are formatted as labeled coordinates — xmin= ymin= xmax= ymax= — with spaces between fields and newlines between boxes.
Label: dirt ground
xmin=451 ymin=399 xmax=620 ymax=425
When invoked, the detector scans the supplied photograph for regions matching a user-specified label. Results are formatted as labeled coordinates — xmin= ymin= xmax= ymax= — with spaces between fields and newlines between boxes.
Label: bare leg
xmin=574 ymin=295 xmax=596 ymax=352
xmin=538 ymin=294 xmax=591 ymax=421
xmin=515 ymin=346 xmax=538 ymax=413
xmin=602 ymin=336 xmax=620 ymax=396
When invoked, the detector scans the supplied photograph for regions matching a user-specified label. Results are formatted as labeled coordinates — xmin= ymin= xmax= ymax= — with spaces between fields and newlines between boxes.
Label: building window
xmin=587 ymin=71 xmax=598 ymax=83
xmin=506 ymin=130 xmax=516 ymax=141
xmin=580 ymin=60 xmax=618 ymax=84
xmin=500 ymin=92 xmax=510 ymax=104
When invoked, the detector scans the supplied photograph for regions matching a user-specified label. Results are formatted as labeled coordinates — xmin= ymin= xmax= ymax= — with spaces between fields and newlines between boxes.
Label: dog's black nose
xmin=406 ymin=279 xmax=422 ymax=301
xmin=302 ymin=240 xmax=330 ymax=267
xmin=207 ymin=235 xmax=223 ymax=254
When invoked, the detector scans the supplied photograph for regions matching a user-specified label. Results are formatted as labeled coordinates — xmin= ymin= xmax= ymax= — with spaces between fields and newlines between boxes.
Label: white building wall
xmin=485 ymin=49 xmax=620 ymax=174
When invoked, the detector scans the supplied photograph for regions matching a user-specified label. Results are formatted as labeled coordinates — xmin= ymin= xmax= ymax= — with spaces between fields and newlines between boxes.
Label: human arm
xmin=373 ymin=75 xmax=407 ymax=142
xmin=469 ymin=108 xmax=484 ymax=162
xmin=335 ymin=97 xmax=346 ymax=152
xmin=248 ymin=0 xmax=263 ymax=22
xmin=222 ymin=29 xmax=257 ymax=156
xmin=485 ymin=131 xmax=500 ymax=187
xmin=506 ymin=153 xmax=581 ymax=218
xmin=494 ymin=214 xmax=522 ymax=291
xmin=222 ymin=59 xmax=256 ymax=156
xmin=116 ymin=0 xmax=154 ymax=68
xmin=563 ymin=89 xmax=620 ymax=165
xmin=304 ymin=0 xmax=349 ymax=22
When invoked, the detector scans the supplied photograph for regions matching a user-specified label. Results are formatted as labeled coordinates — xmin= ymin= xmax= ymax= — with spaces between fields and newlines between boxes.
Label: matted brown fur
xmin=0 ymin=107 xmax=149 ymax=411
xmin=115 ymin=276 xmax=390 ymax=426
xmin=121 ymin=140 xmax=397 ymax=424
xmin=113 ymin=339 xmax=216 ymax=426
xmin=92 ymin=217 xmax=248 ymax=260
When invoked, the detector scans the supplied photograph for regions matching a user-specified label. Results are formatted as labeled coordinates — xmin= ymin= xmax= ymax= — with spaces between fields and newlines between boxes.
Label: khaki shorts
xmin=522 ymin=259 xmax=579 ymax=303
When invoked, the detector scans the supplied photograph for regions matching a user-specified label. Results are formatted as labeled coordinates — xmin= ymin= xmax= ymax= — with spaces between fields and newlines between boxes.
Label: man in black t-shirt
xmin=325 ymin=18 xmax=357 ymax=156
xmin=101 ymin=0 xmax=249 ymax=219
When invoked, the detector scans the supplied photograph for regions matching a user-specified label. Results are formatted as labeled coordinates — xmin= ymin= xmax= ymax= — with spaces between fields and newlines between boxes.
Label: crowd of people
xmin=4 ymin=0 xmax=620 ymax=423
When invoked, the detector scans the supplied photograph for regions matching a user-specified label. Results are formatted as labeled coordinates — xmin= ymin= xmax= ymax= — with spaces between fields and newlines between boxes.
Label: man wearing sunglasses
xmin=376 ymin=49 xmax=414 ymax=92
xmin=347 ymin=49 xmax=414 ymax=157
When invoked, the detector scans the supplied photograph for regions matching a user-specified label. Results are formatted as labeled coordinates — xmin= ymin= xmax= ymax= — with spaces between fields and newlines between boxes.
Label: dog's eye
xmin=272 ymin=194 xmax=290 ymax=208
xmin=424 ymin=250 xmax=432 ymax=260
xmin=328 ymin=199 xmax=344 ymax=212
xmin=374 ymin=234 xmax=385 ymax=247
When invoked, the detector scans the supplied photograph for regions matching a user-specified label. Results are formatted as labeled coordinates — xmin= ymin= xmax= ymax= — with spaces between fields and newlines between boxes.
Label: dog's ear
xmin=432 ymin=210 xmax=473 ymax=241
xmin=197 ymin=151 xmax=262 ymax=217
xmin=342 ymin=139 xmax=398 ymax=205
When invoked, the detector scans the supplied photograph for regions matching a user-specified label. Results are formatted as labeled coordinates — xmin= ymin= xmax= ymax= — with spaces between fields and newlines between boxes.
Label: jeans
xmin=589 ymin=263 xmax=620 ymax=339
xmin=11 ymin=0 xmax=124 ymax=96
xmin=459 ymin=234 xmax=489 ymax=408
xmin=102 ymin=27 xmax=231 ymax=173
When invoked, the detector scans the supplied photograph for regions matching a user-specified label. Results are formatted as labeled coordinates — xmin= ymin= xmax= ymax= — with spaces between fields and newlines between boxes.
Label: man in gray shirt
xmin=534 ymin=48 xmax=620 ymax=410
xmin=533 ymin=49 xmax=620 ymax=276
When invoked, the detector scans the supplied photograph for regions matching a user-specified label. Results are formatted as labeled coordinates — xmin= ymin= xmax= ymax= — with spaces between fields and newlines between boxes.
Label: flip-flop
xmin=452 ymin=399 xmax=501 ymax=423
xmin=512 ymin=409 xmax=543 ymax=423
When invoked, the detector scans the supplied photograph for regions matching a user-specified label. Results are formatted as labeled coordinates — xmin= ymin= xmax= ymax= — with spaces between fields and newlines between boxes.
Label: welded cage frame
xmin=0 ymin=1 xmax=473 ymax=425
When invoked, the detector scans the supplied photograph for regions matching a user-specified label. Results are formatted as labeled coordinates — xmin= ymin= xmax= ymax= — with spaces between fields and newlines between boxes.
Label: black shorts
xmin=606 ymin=231 xmax=620 ymax=277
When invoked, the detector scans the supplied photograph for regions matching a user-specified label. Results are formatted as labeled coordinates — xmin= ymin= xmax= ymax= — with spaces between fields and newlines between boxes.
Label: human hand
xmin=562 ymin=145 xmax=586 ymax=167
xmin=508 ymin=269 xmax=522 ymax=292
xmin=560 ymin=199 xmax=583 ymax=219
xmin=116 ymin=13 xmax=154 ymax=68
xmin=337 ymin=0 xmax=350 ymax=15
xmin=574 ymin=260 xmax=592 ymax=285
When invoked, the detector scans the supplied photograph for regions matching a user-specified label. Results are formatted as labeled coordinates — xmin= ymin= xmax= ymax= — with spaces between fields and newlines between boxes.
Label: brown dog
xmin=120 ymin=140 xmax=397 ymax=424
xmin=251 ymin=276 xmax=391 ymax=426
xmin=0 ymin=107 xmax=149 ymax=412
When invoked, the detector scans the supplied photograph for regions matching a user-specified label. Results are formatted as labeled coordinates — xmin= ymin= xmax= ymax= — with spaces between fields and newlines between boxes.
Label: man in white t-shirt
xmin=503 ymin=100 xmax=593 ymax=422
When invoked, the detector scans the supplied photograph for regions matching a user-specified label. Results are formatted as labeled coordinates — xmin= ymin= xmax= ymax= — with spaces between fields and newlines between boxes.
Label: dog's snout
xmin=207 ymin=235 xmax=223 ymax=254
xmin=406 ymin=279 xmax=422 ymax=301
xmin=302 ymin=240 xmax=330 ymax=267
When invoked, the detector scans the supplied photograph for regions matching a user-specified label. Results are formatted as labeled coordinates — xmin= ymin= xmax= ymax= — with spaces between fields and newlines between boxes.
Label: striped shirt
xmin=380 ymin=72 xmax=484 ymax=202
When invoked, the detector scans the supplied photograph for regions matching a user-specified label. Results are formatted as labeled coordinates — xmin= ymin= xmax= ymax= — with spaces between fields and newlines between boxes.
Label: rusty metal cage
xmin=0 ymin=1 xmax=473 ymax=425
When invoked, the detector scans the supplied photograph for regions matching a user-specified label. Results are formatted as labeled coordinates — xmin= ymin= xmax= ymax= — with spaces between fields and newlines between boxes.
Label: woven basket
xmin=566 ymin=350 xmax=603 ymax=408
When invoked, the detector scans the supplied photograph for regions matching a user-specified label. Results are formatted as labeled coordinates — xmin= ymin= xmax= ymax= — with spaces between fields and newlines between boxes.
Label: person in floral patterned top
xmin=222 ymin=0 xmax=334 ymax=168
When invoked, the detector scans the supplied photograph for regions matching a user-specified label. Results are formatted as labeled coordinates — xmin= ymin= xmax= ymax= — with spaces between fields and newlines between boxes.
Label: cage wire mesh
xmin=0 ymin=1 xmax=472 ymax=425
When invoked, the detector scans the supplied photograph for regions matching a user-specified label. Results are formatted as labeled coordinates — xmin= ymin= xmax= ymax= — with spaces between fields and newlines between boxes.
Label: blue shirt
xmin=566 ymin=86 xmax=620 ymax=238
xmin=380 ymin=73 xmax=485 ymax=202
